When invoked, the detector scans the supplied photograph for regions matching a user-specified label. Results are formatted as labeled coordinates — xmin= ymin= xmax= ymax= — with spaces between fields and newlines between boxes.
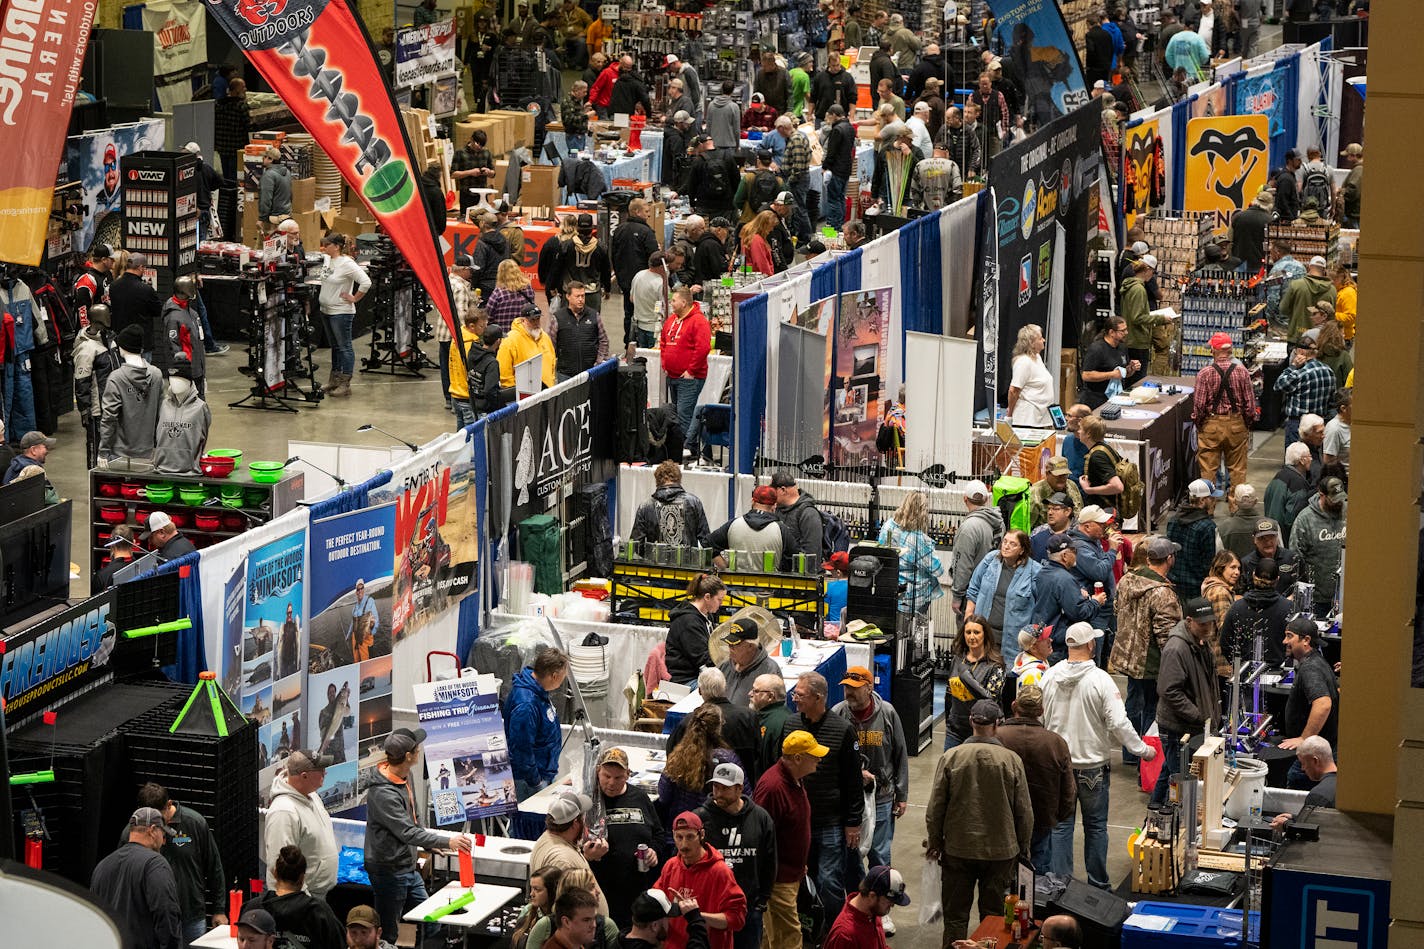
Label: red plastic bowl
xmin=98 ymin=504 xmax=126 ymax=523
xmin=222 ymin=514 xmax=245 ymax=531
xmin=200 ymin=455 xmax=236 ymax=478
xmin=167 ymin=512 xmax=190 ymax=528
xmin=134 ymin=507 xmax=153 ymax=524
xmin=195 ymin=513 xmax=221 ymax=531
xmin=120 ymin=482 xmax=143 ymax=500
xmin=97 ymin=482 xmax=121 ymax=498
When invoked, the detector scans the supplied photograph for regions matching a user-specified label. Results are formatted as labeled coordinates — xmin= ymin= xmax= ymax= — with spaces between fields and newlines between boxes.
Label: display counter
xmin=612 ymin=557 xmax=824 ymax=631
xmin=1099 ymin=377 xmax=1196 ymax=530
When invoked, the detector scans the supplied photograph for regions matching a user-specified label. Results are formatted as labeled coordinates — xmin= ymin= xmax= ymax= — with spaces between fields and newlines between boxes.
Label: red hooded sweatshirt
xmin=589 ymin=62 xmax=620 ymax=109
xmin=654 ymin=842 xmax=746 ymax=949
xmin=660 ymin=301 xmax=710 ymax=380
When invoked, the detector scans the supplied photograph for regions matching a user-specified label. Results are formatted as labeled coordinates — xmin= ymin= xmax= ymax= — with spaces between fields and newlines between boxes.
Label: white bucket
xmin=1224 ymin=756 xmax=1270 ymax=821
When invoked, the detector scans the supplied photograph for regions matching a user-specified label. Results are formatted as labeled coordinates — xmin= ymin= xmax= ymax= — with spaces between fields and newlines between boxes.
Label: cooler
xmin=1123 ymin=902 xmax=1259 ymax=948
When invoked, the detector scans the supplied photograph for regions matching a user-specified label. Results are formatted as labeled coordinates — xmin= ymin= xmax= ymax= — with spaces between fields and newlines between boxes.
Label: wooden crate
xmin=1128 ymin=828 xmax=1187 ymax=895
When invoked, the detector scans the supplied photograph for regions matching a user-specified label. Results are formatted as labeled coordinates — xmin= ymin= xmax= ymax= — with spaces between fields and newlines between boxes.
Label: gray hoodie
xmin=706 ymin=93 xmax=742 ymax=151
xmin=364 ymin=765 xmax=453 ymax=871
xmin=260 ymin=162 xmax=293 ymax=218
xmin=100 ymin=361 xmax=164 ymax=460
xmin=153 ymin=384 xmax=211 ymax=474
xmin=831 ymin=692 xmax=909 ymax=803
xmin=951 ymin=505 xmax=1005 ymax=599
xmin=1290 ymin=494 xmax=1346 ymax=604
xmin=265 ymin=774 xmax=339 ymax=897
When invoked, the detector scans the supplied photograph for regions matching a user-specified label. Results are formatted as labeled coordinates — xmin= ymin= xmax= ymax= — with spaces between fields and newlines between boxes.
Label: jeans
xmin=635 ymin=328 xmax=657 ymax=348
xmin=940 ymin=854 xmax=1016 ymax=944
xmin=325 ymin=311 xmax=355 ymax=375
xmin=566 ymin=132 xmax=587 ymax=154
xmin=943 ymin=727 xmax=965 ymax=751
xmin=1287 ymin=758 xmax=1314 ymax=790
xmin=684 ymin=406 xmax=712 ymax=461
xmin=183 ymin=917 xmax=209 ymax=947
xmin=823 ymin=174 xmax=847 ymax=229
xmin=732 ymin=905 xmax=763 ymax=949
xmin=366 ymin=865 xmax=429 ymax=943
xmin=1124 ymin=676 xmax=1157 ymax=765
xmin=1030 ymin=827 xmax=1053 ymax=874
xmin=563 ymin=37 xmax=588 ymax=70
xmin=453 ymin=400 xmax=476 ymax=429
xmin=515 ymin=777 xmax=548 ymax=801
xmin=1051 ymin=765 xmax=1111 ymax=888
xmin=668 ymin=376 xmax=703 ymax=438
xmin=764 ymin=881 xmax=800 ymax=949
xmin=1150 ymin=728 xmax=1185 ymax=806
xmin=788 ymin=177 xmax=813 ymax=243
xmin=1284 ymin=415 xmax=1301 ymax=453
xmin=622 ymin=291 xmax=636 ymax=342
xmin=809 ymin=824 xmax=860 ymax=912
xmin=869 ymin=797 xmax=895 ymax=867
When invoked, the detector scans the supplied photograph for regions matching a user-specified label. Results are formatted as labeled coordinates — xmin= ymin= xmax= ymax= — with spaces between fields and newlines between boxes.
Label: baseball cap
xmin=969 ymin=699 xmax=1002 ymax=725
xmin=1047 ymin=456 xmax=1071 ymax=476
xmin=264 ymin=146 xmax=281 ymax=160
xmin=547 ymin=791 xmax=594 ymax=824
xmin=1188 ymin=478 xmax=1223 ymax=499
xmin=1045 ymin=533 xmax=1072 ymax=555
xmin=1254 ymin=518 xmax=1280 ymax=538
xmin=840 ymin=665 xmax=874 ymax=688
xmin=19 ymin=431 xmax=55 ymax=451
xmin=962 ymin=479 xmax=990 ymax=502
xmin=987 ymin=58 xmax=1002 ymax=70
xmin=1093 ymin=79 xmax=1107 ymax=90
xmin=596 ymin=747 xmax=630 ymax=770
xmin=1014 ymin=682 xmax=1044 ymax=716
xmin=1342 ymin=142 xmax=1363 ymax=157
xmin=632 ymin=889 xmax=683 ymax=925
xmin=769 ymin=470 xmax=797 ymax=488
xmin=93 ymin=242 xmax=115 ymax=260
xmin=1145 ymin=535 xmax=1181 ymax=561
xmin=1233 ymin=484 xmax=1258 ymax=504
xmin=1046 ymin=491 xmax=1073 ymax=509
xmin=129 ymin=806 xmax=176 ymax=837
xmin=287 ymin=750 xmax=335 ymax=774
xmin=709 ymin=762 xmax=745 ymax=787
xmin=665 ymin=53 xmax=679 ymax=65
xmin=863 ymin=865 xmax=913 ymax=906
xmin=672 ymin=811 xmax=704 ymax=831
xmin=1310 ymin=299 xmax=1335 ymax=317
xmin=673 ymin=109 xmax=692 ymax=124
xmin=1130 ymin=240 xmax=1149 ymax=255
xmin=782 ymin=730 xmax=829 ymax=757
xmin=1308 ymin=255 xmax=1328 ymax=269
xmin=383 ymin=726 xmax=428 ymax=758
xmin=183 ymin=141 xmax=201 ymax=155
xmin=1064 ymin=621 xmax=1104 ymax=647
xmin=751 ymin=485 xmax=779 ymax=505
xmin=709 ymin=216 xmax=733 ymax=230
xmin=751 ymin=92 xmax=766 ymax=104
xmin=1320 ymin=476 xmax=1347 ymax=502
xmin=775 ymin=191 xmax=794 ymax=205
xmin=1285 ymin=148 xmax=1301 ymax=161
xmin=1017 ymin=623 xmax=1052 ymax=651
xmin=453 ymin=253 xmax=474 ymax=268
xmin=141 ymin=511 xmax=175 ymax=539
xmin=721 ymin=619 xmax=759 ymax=645
xmin=823 ymin=551 xmax=851 ymax=573
xmin=1078 ymin=504 xmax=1111 ymax=524
xmin=1209 ymin=331 xmax=1234 ymax=350
xmin=1184 ymin=596 xmax=1216 ymax=622
xmin=237 ymin=909 xmax=277 ymax=935
xmin=1140 ymin=253 xmax=1158 ymax=270
xmin=848 ymin=555 xmax=882 ymax=588
xmin=346 ymin=906 xmax=381 ymax=929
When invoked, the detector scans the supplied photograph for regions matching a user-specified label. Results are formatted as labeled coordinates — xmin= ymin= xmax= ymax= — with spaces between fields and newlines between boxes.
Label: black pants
xmin=622 ymin=292 xmax=635 ymax=344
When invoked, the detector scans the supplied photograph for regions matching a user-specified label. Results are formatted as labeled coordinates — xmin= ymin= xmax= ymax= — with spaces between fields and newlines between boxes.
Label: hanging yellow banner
xmin=1184 ymin=115 xmax=1270 ymax=230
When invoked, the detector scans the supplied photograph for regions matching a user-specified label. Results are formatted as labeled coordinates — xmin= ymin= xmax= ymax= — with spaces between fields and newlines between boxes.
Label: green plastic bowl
xmin=179 ymin=485 xmax=209 ymax=506
xmin=249 ymin=461 xmax=285 ymax=484
xmin=143 ymin=483 xmax=174 ymax=504
xmin=207 ymin=448 xmax=243 ymax=469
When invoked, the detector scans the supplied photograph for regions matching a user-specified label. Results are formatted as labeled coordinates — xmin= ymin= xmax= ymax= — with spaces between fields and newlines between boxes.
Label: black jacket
xmin=109 ymin=272 xmax=163 ymax=344
xmin=809 ymin=70 xmax=857 ymax=120
xmin=906 ymin=54 xmax=944 ymax=100
xmin=869 ymin=51 xmax=899 ymax=105
xmin=159 ymin=534 xmax=199 ymax=562
xmin=470 ymin=232 xmax=508 ymax=297
xmin=823 ymin=118 xmax=856 ymax=179
xmin=592 ymin=786 xmax=664 ymax=930
xmin=631 ymin=484 xmax=710 ymax=549
xmin=686 ymin=150 xmax=738 ymax=214
xmin=160 ymin=804 xmax=226 ymax=922
xmin=668 ymin=696 xmax=762 ymax=780
xmin=663 ymin=124 xmax=693 ymax=188
xmin=550 ymin=302 xmax=604 ymax=374
xmin=90 ymin=841 xmax=183 ymax=949
xmin=781 ymin=708 xmax=863 ymax=828
xmin=1084 ymin=24 xmax=1115 ymax=73
xmin=468 ymin=346 xmax=511 ymax=414
xmin=1231 ymin=206 xmax=1271 ymax=272
xmin=1275 ymin=167 xmax=1301 ymax=222
xmin=1240 ymin=546 xmax=1301 ymax=597
xmin=1156 ymin=624 xmax=1222 ymax=736
xmin=610 ymin=73 xmax=652 ymax=118
xmin=536 ymin=235 xmax=567 ymax=303
xmin=1221 ymin=584 xmax=1291 ymax=666
xmin=195 ymin=160 xmax=222 ymax=213
xmin=695 ymin=795 xmax=777 ymax=909
xmin=249 ymin=890 xmax=345 ymax=949
xmin=691 ymin=231 xmax=729 ymax=285
xmin=612 ymin=216 xmax=660 ymax=291
xmin=553 ymin=239 xmax=612 ymax=295
xmin=665 ymin=600 xmax=714 ymax=684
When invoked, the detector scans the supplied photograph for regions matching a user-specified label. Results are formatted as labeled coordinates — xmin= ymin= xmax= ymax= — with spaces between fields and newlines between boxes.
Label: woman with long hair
xmin=1329 ymin=263 xmax=1356 ymax=343
xmin=943 ymin=613 xmax=1006 ymax=748
xmin=878 ymin=492 xmax=944 ymax=615
xmin=317 ymin=232 xmax=371 ymax=398
xmin=249 ymin=846 xmax=345 ymax=949
xmin=1316 ymin=319 xmax=1353 ymax=389
xmin=740 ymin=210 xmax=779 ymax=276
xmin=665 ymin=573 xmax=726 ymax=684
xmin=963 ymin=528 xmax=1041 ymax=663
xmin=487 ymin=259 xmax=538 ymax=334
xmin=1007 ymin=323 xmax=1055 ymax=427
xmin=1201 ymin=550 xmax=1239 ymax=680
xmin=524 ymin=869 xmax=621 ymax=949
xmin=511 ymin=866 xmax=564 ymax=949
xmin=656 ymin=704 xmax=745 ymax=835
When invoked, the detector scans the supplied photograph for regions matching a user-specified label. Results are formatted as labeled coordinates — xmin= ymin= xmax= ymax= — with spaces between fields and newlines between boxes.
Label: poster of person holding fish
xmin=242 ymin=529 xmax=308 ymax=804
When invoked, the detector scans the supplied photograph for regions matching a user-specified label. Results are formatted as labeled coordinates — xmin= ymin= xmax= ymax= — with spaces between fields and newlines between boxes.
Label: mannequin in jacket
xmin=153 ymin=359 xmax=211 ymax=474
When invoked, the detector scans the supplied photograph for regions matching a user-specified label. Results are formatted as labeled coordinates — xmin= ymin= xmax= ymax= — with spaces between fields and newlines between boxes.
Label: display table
xmin=191 ymin=928 xmax=237 ymax=949
xmin=1099 ymin=377 xmax=1196 ymax=530
xmin=634 ymin=347 xmax=733 ymax=411
xmin=969 ymin=914 xmax=1040 ymax=944
xmin=403 ymin=880 xmax=524 ymax=932
xmin=612 ymin=558 xmax=824 ymax=631
xmin=513 ymin=743 xmax=667 ymax=839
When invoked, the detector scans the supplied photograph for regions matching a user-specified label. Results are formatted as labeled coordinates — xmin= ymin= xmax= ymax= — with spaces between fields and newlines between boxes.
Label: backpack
xmin=750 ymin=169 xmax=781 ymax=210
xmin=1301 ymin=165 xmax=1333 ymax=217
xmin=990 ymin=476 xmax=1032 ymax=534
xmin=701 ymin=155 xmax=734 ymax=204
xmin=1089 ymin=442 xmax=1145 ymax=519
xmin=821 ymin=508 xmax=852 ymax=558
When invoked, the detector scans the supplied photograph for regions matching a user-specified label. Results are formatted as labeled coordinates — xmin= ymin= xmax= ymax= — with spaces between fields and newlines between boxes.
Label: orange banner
xmin=0 ymin=0 xmax=97 ymax=265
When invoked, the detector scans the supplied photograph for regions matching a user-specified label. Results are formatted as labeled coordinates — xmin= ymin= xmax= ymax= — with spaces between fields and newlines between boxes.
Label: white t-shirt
xmin=319 ymin=254 xmax=372 ymax=314
xmin=1323 ymin=416 xmax=1350 ymax=471
xmin=1010 ymin=353 xmax=1056 ymax=427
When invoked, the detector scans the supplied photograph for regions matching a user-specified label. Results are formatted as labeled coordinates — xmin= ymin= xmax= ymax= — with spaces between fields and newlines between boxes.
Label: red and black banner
xmin=206 ymin=0 xmax=457 ymax=339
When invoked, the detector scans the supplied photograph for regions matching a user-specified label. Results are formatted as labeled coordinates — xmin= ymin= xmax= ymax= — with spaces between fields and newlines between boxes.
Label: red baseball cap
xmin=672 ymin=811 xmax=703 ymax=831
xmin=751 ymin=485 xmax=779 ymax=505
xmin=1208 ymin=332 xmax=1234 ymax=350
xmin=823 ymin=551 xmax=850 ymax=572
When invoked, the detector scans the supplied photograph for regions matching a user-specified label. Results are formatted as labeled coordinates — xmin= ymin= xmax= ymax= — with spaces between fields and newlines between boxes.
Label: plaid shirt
xmin=1193 ymin=360 xmax=1259 ymax=425
xmin=782 ymin=131 xmax=811 ymax=185
xmin=1274 ymin=357 xmax=1337 ymax=418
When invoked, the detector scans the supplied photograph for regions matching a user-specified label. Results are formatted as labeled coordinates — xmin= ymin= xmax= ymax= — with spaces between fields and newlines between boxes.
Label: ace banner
xmin=205 ymin=0 xmax=458 ymax=339
xmin=1184 ymin=115 xmax=1270 ymax=228
xmin=985 ymin=0 xmax=1090 ymax=125
xmin=982 ymin=101 xmax=1103 ymax=405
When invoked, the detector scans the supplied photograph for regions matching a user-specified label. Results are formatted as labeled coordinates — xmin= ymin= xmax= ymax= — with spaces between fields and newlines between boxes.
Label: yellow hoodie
xmin=498 ymin=319 xmax=557 ymax=389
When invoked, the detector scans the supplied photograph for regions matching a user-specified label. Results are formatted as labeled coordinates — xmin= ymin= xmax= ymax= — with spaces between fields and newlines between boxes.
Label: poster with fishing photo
xmin=830 ymin=287 xmax=892 ymax=467
xmin=368 ymin=434 xmax=479 ymax=642
xmin=309 ymin=504 xmax=398 ymax=674
xmin=413 ymin=674 xmax=516 ymax=825
xmin=220 ymin=556 xmax=247 ymax=702
xmin=244 ymin=529 xmax=307 ymax=802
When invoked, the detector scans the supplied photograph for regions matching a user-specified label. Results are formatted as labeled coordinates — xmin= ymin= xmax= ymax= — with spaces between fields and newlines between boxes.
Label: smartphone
xmin=1048 ymin=404 xmax=1067 ymax=430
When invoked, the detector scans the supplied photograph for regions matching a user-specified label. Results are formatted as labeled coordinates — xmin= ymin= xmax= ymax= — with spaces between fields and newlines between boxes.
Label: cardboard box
xmin=293 ymin=209 xmax=323 ymax=251
xmin=520 ymin=164 xmax=560 ymax=211
xmin=648 ymin=200 xmax=666 ymax=248
xmin=292 ymin=176 xmax=316 ymax=210
xmin=1059 ymin=347 xmax=1078 ymax=407
xmin=490 ymin=109 xmax=534 ymax=148
xmin=467 ymin=115 xmax=510 ymax=155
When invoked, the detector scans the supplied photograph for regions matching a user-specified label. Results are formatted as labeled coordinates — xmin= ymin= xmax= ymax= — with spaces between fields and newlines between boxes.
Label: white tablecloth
xmin=404 ymin=881 xmax=524 ymax=928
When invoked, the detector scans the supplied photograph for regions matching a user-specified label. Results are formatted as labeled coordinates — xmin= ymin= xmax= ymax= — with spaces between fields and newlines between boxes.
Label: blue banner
xmin=987 ymin=0 xmax=1090 ymax=124
xmin=1235 ymin=70 xmax=1288 ymax=139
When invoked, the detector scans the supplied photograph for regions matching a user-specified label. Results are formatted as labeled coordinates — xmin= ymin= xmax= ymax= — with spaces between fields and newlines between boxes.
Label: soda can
xmin=636 ymin=844 xmax=651 ymax=872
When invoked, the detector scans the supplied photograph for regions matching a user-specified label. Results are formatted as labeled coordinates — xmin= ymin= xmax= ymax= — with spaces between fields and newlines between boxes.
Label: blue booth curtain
xmin=810 ymin=257 xmax=838 ymax=303
xmin=457 ymin=414 xmax=491 ymax=664
xmin=837 ymin=245 xmax=862 ymax=292
xmin=733 ymin=293 xmax=770 ymax=475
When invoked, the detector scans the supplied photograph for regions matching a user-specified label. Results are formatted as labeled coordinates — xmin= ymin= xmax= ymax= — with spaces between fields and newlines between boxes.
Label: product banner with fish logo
xmin=0 ymin=0 xmax=97 ymax=266
xmin=205 ymin=0 xmax=457 ymax=340
xmin=239 ymin=529 xmax=307 ymax=802
xmin=413 ymin=675 xmax=516 ymax=824
xmin=1184 ymin=115 xmax=1270 ymax=228
xmin=367 ymin=432 xmax=479 ymax=642
xmin=982 ymin=101 xmax=1102 ymax=402
xmin=1122 ymin=119 xmax=1161 ymax=228
xmin=986 ymin=0 xmax=1090 ymax=125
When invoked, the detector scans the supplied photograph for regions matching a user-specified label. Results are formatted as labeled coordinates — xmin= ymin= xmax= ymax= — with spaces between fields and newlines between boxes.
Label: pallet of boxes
xmin=239 ymin=132 xmax=321 ymax=249
xmin=451 ymin=109 xmax=553 ymax=210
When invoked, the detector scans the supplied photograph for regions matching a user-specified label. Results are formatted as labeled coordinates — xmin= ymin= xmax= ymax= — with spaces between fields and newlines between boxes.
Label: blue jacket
xmin=1067 ymin=528 xmax=1116 ymax=629
xmin=504 ymin=667 xmax=561 ymax=786
xmin=964 ymin=551 xmax=1042 ymax=665
xmin=1032 ymin=560 xmax=1100 ymax=649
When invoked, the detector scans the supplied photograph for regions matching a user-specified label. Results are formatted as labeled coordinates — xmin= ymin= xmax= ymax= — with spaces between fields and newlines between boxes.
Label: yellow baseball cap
xmin=782 ymin=730 xmax=829 ymax=757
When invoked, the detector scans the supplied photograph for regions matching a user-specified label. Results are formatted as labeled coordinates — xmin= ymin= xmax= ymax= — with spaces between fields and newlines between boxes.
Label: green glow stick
xmin=10 ymin=770 xmax=55 ymax=786
xmin=124 ymin=619 xmax=192 ymax=639
xmin=424 ymin=889 xmax=476 ymax=922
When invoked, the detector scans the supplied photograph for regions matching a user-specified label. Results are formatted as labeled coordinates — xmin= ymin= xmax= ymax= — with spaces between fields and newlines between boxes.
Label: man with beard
xmin=590 ymin=747 xmax=662 ymax=930
xmin=624 ymin=890 xmax=708 ymax=949
xmin=696 ymin=764 xmax=775 ymax=949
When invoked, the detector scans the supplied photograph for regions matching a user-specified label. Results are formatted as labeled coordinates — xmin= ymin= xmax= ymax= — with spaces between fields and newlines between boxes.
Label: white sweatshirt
xmin=318 ymin=254 xmax=372 ymax=314
xmin=1039 ymin=657 xmax=1149 ymax=768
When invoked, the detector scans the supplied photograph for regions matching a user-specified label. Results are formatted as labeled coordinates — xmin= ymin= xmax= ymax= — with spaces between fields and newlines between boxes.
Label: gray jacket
xmin=1290 ymin=495 xmax=1346 ymax=604
xmin=777 ymin=490 xmax=824 ymax=559
xmin=100 ymin=361 xmax=164 ymax=460
xmin=153 ymin=385 xmax=211 ymax=474
xmin=951 ymin=505 xmax=1005 ymax=599
xmin=832 ymin=692 xmax=909 ymax=803
xmin=706 ymin=94 xmax=742 ymax=150
xmin=260 ymin=163 xmax=293 ymax=218
xmin=719 ymin=646 xmax=780 ymax=708
xmin=364 ymin=766 xmax=452 ymax=871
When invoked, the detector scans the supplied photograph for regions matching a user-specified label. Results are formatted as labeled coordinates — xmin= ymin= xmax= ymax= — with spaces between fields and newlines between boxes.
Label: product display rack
xmin=611 ymin=558 xmax=824 ymax=630
xmin=1139 ymin=211 xmax=1213 ymax=315
xmin=1179 ymin=274 xmax=1262 ymax=373
xmin=89 ymin=468 xmax=304 ymax=577
xmin=120 ymin=151 xmax=200 ymax=296
xmin=1267 ymin=221 xmax=1339 ymax=264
